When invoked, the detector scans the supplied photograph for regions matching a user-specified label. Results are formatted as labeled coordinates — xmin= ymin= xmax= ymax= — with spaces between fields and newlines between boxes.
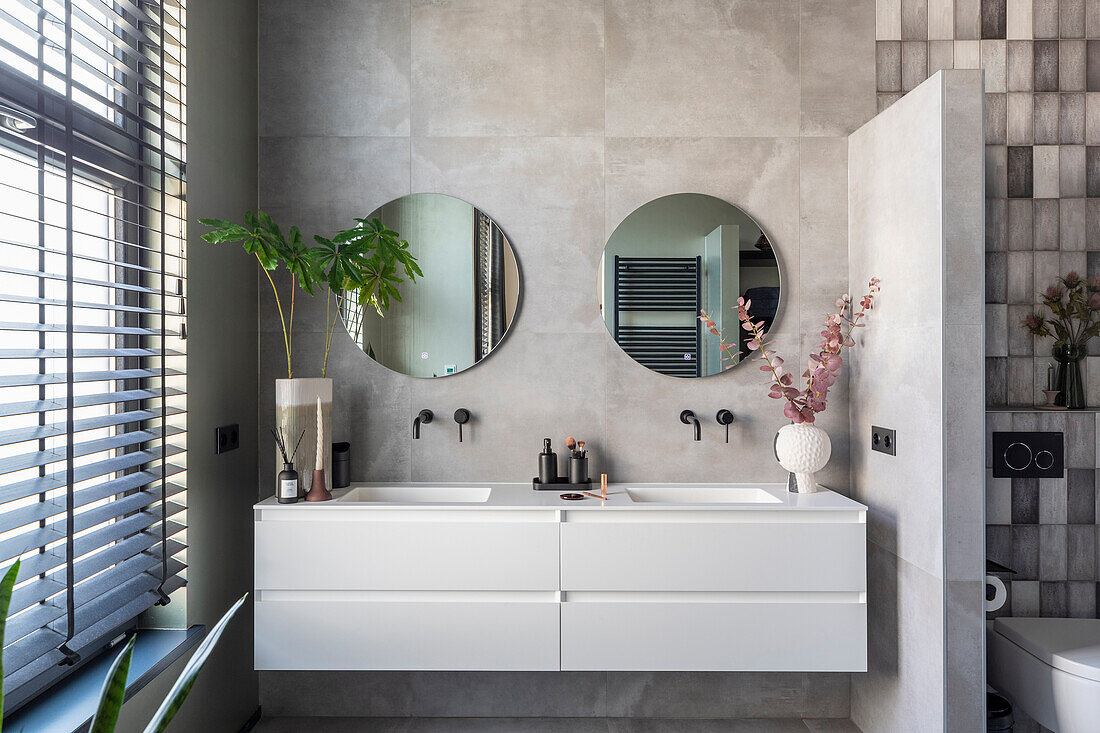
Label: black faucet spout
xmin=680 ymin=409 xmax=701 ymax=441
xmin=413 ymin=409 xmax=433 ymax=439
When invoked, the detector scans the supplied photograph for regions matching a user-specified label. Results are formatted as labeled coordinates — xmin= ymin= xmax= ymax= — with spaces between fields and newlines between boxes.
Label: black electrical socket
xmin=215 ymin=424 xmax=239 ymax=454
xmin=871 ymin=426 xmax=896 ymax=455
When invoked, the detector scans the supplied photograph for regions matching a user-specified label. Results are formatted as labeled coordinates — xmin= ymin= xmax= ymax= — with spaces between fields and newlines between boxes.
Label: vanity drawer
xmin=255 ymin=516 xmax=559 ymax=591
xmin=560 ymin=600 xmax=866 ymax=671
xmin=560 ymin=517 xmax=865 ymax=592
xmin=255 ymin=597 xmax=560 ymax=670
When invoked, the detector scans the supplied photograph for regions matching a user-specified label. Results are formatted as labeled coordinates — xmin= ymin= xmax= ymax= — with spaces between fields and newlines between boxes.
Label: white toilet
xmin=988 ymin=617 xmax=1100 ymax=732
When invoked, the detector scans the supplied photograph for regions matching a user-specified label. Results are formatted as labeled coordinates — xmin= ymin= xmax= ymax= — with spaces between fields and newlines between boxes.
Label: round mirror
xmin=340 ymin=193 xmax=521 ymax=377
xmin=598 ymin=193 xmax=781 ymax=378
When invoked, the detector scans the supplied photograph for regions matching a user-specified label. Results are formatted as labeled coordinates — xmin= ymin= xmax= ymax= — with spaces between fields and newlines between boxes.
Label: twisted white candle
xmin=315 ymin=396 xmax=323 ymax=471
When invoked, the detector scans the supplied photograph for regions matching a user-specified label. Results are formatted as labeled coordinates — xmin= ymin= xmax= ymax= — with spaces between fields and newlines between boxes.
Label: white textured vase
xmin=275 ymin=378 xmax=333 ymax=497
xmin=774 ymin=422 xmax=831 ymax=494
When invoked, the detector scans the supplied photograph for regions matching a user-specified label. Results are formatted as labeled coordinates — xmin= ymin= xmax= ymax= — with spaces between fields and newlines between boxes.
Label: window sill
xmin=5 ymin=626 xmax=205 ymax=733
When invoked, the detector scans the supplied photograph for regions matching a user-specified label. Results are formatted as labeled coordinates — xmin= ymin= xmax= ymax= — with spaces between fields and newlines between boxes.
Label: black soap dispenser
xmin=538 ymin=438 xmax=558 ymax=485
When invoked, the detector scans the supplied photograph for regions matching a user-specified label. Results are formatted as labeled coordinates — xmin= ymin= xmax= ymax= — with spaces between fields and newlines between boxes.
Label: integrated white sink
xmin=338 ymin=486 xmax=492 ymax=503
xmin=625 ymin=486 xmax=782 ymax=504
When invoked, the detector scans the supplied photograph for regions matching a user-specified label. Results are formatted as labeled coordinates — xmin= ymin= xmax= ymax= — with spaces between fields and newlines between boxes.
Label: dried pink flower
xmin=702 ymin=277 xmax=880 ymax=424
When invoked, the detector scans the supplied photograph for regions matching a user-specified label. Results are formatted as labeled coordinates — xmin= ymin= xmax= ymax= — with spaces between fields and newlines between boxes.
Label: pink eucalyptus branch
xmin=701 ymin=277 xmax=881 ymax=424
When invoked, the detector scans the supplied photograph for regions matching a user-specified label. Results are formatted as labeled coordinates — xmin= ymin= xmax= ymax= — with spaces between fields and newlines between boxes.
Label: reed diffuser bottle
xmin=272 ymin=425 xmax=306 ymax=503
xmin=277 ymin=462 xmax=299 ymax=504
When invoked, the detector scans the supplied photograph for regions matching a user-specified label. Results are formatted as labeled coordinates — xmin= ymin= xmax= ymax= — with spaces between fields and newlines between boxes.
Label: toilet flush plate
xmin=992 ymin=431 xmax=1063 ymax=478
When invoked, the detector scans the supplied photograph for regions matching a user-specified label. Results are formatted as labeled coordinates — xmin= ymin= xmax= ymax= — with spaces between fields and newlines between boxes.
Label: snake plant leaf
xmin=142 ymin=594 xmax=247 ymax=733
xmin=89 ymin=636 xmax=135 ymax=733
xmin=0 ymin=558 xmax=20 ymax=731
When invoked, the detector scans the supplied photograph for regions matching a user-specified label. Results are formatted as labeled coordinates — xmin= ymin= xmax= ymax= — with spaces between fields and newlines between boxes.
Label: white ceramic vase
xmin=774 ymin=422 xmax=831 ymax=494
xmin=275 ymin=378 xmax=333 ymax=497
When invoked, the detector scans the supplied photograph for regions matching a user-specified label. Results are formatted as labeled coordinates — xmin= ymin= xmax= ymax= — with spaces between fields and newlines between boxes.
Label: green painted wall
xmin=116 ymin=0 xmax=259 ymax=730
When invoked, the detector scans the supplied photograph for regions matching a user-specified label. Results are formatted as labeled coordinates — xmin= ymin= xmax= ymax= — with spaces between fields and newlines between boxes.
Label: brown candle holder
xmin=305 ymin=468 xmax=332 ymax=501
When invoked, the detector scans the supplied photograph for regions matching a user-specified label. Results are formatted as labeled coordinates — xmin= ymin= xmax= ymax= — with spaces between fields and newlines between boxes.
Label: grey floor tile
xmin=254 ymin=720 xmax=845 ymax=733
xmin=801 ymin=722 xmax=862 ymax=733
xmin=409 ymin=719 xmax=609 ymax=732
xmin=607 ymin=721 xmax=810 ymax=733
xmin=254 ymin=718 xmax=411 ymax=733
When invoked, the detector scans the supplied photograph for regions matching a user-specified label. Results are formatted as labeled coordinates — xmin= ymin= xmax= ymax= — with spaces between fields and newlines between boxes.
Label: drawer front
xmin=255 ymin=598 xmax=560 ymax=670
xmin=561 ymin=601 xmax=866 ymax=671
xmin=255 ymin=518 xmax=559 ymax=590
xmin=560 ymin=521 xmax=865 ymax=591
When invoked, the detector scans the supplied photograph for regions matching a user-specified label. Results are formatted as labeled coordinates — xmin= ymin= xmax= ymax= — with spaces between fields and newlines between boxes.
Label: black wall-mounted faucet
xmin=454 ymin=408 xmax=471 ymax=442
xmin=413 ymin=409 xmax=433 ymax=439
xmin=716 ymin=409 xmax=734 ymax=443
xmin=680 ymin=410 xmax=701 ymax=441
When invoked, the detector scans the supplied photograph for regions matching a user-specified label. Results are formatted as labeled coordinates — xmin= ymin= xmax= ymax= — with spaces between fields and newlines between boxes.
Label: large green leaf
xmin=142 ymin=594 xmax=247 ymax=733
xmin=89 ymin=636 xmax=135 ymax=733
xmin=0 ymin=558 xmax=20 ymax=732
xmin=197 ymin=212 xmax=286 ymax=270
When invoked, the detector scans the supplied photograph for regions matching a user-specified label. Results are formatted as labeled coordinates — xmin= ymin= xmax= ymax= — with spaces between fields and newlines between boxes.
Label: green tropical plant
xmin=312 ymin=217 xmax=421 ymax=376
xmin=88 ymin=593 xmax=248 ymax=732
xmin=197 ymin=212 xmax=315 ymax=379
xmin=0 ymin=558 xmax=20 ymax=732
xmin=199 ymin=211 xmax=421 ymax=378
xmin=0 ymin=572 xmax=244 ymax=733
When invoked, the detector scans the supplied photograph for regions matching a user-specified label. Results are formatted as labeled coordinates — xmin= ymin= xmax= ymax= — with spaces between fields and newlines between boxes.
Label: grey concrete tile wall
xmin=258 ymin=0 xmax=876 ymax=721
xmin=985 ymin=409 xmax=1100 ymax=618
xmin=877 ymin=0 xmax=1100 ymax=677
xmin=879 ymin=0 xmax=1100 ymax=405
xmin=848 ymin=70 xmax=986 ymax=732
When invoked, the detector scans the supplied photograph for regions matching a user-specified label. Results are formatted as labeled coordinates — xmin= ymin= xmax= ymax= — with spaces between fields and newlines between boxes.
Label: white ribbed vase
xmin=774 ymin=422 xmax=831 ymax=494
xmin=275 ymin=378 xmax=333 ymax=497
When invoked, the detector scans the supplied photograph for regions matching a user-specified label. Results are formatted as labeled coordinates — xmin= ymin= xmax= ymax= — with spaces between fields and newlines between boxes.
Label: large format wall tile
xmin=850 ymin=542 xmax=945 ymax=732
xmin=407 ymin=332 xmax=606 ymax=482
xmin=604 ymin=137 xmax=801 ymax=335
xmin=411 ymin=137 xmax=605 ymax=335
xmin=258 ymin=136 xmax=412 ymax=237
xmin=258 ymin=0 xmax=411 ymax=137
xmin=849 ymin=71 xmax=985 ymax=732
xmin=410 ymin=0 xmax=604 ymax=137
xmin=605 ymin=0 xmax=799 ymax=137
xmin=258 ymin=0 xmax=876 ymax=720
xmin=801 ymin=0 xmax=878 ymax=136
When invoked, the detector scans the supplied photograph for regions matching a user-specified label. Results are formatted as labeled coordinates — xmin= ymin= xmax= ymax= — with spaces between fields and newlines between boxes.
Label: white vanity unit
xmin=254 ymin=483 xmax=867 ymax=672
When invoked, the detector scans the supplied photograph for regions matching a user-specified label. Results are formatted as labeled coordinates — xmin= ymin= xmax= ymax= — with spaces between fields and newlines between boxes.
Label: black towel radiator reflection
xmin=612 ymin=255 xmax=703 ymax=378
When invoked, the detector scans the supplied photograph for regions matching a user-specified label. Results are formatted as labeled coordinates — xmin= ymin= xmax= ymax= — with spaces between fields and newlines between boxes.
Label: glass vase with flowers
xmin=1023 ymin=272 xmax=1100 ymax=409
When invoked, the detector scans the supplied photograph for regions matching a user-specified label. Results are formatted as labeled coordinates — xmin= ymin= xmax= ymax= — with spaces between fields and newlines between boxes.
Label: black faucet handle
xmin=454 ymin=408 xmax=471 ymax=442
xmin=716 ymin=409 xmax=734 ymax=443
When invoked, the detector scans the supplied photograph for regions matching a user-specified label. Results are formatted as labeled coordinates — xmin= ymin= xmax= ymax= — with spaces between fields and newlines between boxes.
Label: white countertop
xmin=254 ymin=481 xmax=866 ymax=512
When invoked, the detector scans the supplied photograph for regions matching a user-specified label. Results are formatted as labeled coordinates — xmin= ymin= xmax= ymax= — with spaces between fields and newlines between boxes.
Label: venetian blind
xmin=0 ymin=0 xmax=187 ymax=708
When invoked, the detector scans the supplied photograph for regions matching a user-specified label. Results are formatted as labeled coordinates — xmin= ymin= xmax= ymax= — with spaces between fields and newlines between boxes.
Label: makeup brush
xmin=577 ymin=440 xmax=586 ymax=456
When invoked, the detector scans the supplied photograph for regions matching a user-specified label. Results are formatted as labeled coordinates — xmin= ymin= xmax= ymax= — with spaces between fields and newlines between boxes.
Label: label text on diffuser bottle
xmin=280 ymin=479 xmax=297 ymax=499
